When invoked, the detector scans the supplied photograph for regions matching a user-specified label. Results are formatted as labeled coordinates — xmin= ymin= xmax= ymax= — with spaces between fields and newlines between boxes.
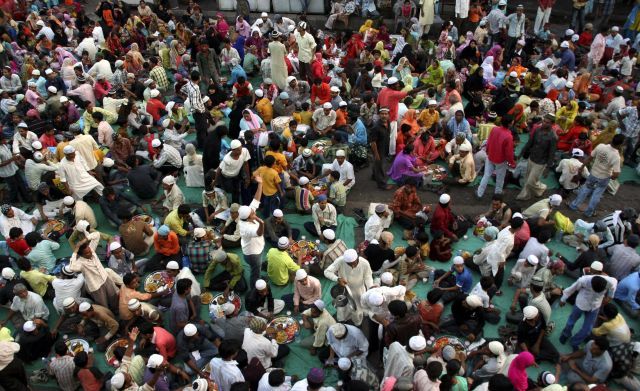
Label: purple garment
xmin=387 ymin=151 xmax=423 ymax=182
xmin=143 ymin=368 xmax=170 ymax=391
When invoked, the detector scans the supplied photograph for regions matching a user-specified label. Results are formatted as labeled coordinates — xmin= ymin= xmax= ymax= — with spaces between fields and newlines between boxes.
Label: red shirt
xmin=7 ymin=238 xmax=30 ymax=256
xmin=77 ymin=368 xmax=102 ymax=391
xmin=486 ymin=126 xmax=515 ymax=166
xmin=311 ymin=82 xmax=331 ymax=104
xmin=146 ymin=98 xmax=166 ymax=122
xmin=377 ymin=87 xmax=408 ymax=121
xmin=153 ymin=326 xmax=177 ymax=361
xmin=39 ymin=134 xmax=57 ymax=149
xmin=578 ymin=31 xmax=593 ymax=47
xmin=431 ymin=204 xmax=455 ymax=238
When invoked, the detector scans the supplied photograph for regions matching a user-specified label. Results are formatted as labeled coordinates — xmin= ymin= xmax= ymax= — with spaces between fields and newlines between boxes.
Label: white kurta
xmin=455 ymin=0 xmax=470 ymax=18
xmin=419 ymin=0 xmax=435 ymax=26
xmin=384 ymin=342 xmax=415 ymax=378
xmin=182 ymin=155 xmax=204 ymax=187
xmin=0 ymin=207 xmax=35 ymax=238
xmin=58 ymin=155 xmax=104 ymax=199
xmin=324 ymin=257 xmax=373 ymax=326
xmin=269 ymin=41 xmax=288 ymax=90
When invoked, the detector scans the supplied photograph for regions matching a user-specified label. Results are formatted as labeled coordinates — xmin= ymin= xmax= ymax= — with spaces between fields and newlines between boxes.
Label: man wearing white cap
xmin=184 ymin=227 xmax=215 ymax=274
xmin=285 ymin=76 xmax=311 ymax=103
xmin=58 ymin=144 xmax=104 ymax=199
xmin=17 ymin=318 xmax=54 ymax=363
xmin=311 ymin=102 xmax=337 ymax=139
xmin=266 ymin=237 xmax=300 ymax=286
xmin=440 ymin=294 xmax=485 ymax=340
xmin=24 ymin=146 xmax=58 ymax=191
xmin=509 ymin=254 xmax=540 ymax=298
xmin=264 ymin=209 xmax=300 ymax=248
xmin=154 ymin=174 xmax=184 ymax=213
xmin=517 ymin=305 xmax=559 ymax=364
xmin=299 ymin=300 xmax=336 ymax=354
xmin=324 ymin=323 xmax=368 ymax=364
xmin=556 ymin=148 xmax=589 ymax=194
xmin=290 ymin=269 xmax=322 ymax=314
xmin=246 ymin=279 xmax=285 ymax=317
xmin=294 ymin=22 xmax=316 ymax=82
xmin=12 ymin=122 xmax=38 ymax=156
xmin=68 ymin=239 xmax=119 ymax=313
xmin=522 ymin=194 xmax=563 ymax=220
xmin=516 ymin=118 xmax=557 ymax=201
xmin=364 ymin=203 xmax=393 ymax=242
xmin=150 ymin=139 xmax=182 ymax=176
xmin=215 ymin=138 xmax=251 ymax=204
xmin=384 ymin=335 xmax=427 ymax=378
xmin=319 ymin=228 xmax=347 ymax=271
xmin=325 ymin=249 xmax=373 ymax=325
xmin=77 ymin=301 xmax=119 ymax=348
xmin=177 ymin=323 xmax=220 ymax=377
xmin=268 ymin=30 xmax=288 ymax=90
xmin=486 ymin=0 xmax=507 ymax=42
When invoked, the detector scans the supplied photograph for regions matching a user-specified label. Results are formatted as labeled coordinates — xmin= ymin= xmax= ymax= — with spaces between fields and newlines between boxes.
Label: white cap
xmin=261 ymin=12 xmax=268 ymax=17
xmin=439 ymin=193 xmax=451 ymax=204
xmin=313 ymin=299 xmax=325 ymax=310
xmin=330 ymin=323 xmax=347 ymax=338
xmin=102 ymin=157 xmax=114 ymax=168
xmin=338 ymin=357 xmax=352 ymax=370
xmin=409 ymin=335 xmax=427 ymax=351
xmin=612 ymin=26 xmax=620 ymax=32
xmin=109 ymin=242 xmax=122 ymax=252
xmin=47 ymin=86 xmax=57 ymax=94
xmin=322 ymin=229 xmax=335 ymax=240
xmin=572 ymin=148 xmax=584 ymax=157
xmin=238 ymin=205 xmax=252 ymax=220
xmin=517 ymin=39 xmax=526 ymax=46
xmin=222 ymin=303 xmax=236 ymax=315
xmin=277 ymin=236 xmax=290 ymax=249
xmin=565 ymin=29 xmax=575 ymax=36
xmin=453 ymin=256 xmax=464 ymax=265
xmin=36 ymin=20 xmax=45 ymax=27
xmin=367 ymin=292 xmax=384 ymax=306
xmin=147 ymin=354 xmax=164 ymax=368
xmin=330 ymin=86 xmax=340 ymax=93
xmin=465 ymin=295 xmax=483 ymax=308
xmin=59 ymin=96 xmax=69 ymax=103
xmin=150 ymin=89 xmax=160 ymax=98
xmin=302 ymin=149 xmax=312 ymax=158
xmin=616 ymin=85 xmax=624 ymax=93
xmin=230 ymin=139 xmax=242 ymax=149
xmin=488 ymin=341 xmax=504 ymax=355
xmin=298 ymin=21 xmax=307 ymax=29
xmin=162 ymin=118 xmax=171 ymax=129
xmin=380 ymin=272 xmax=393 ymax=285
xmin=523 ymin=305 xmax=539 ymax=320
xmin=295 ymin=269 xmax=308 ymax=281
xmin=343 ymin=249 xmax=358 ymax=263
xmin=194 ymin=228 xmax=206 ymax=239
xmin=162 ymin=175 xmax=175 ymax=185
xmin=560 ymin=41 xmax=570 ymax=48
xmin=509 ymin=71 xmax=518 ymax=78
xmin=63 ymin=297 xmax=76 ymax=308
xmin=63 ymin=145 xmax=75 ymax=154
xmin=23 ymin=321 xmax=36 ymax=332
xmin=299 ymin=176 xmax=310 ymax=185
xmin=255 ymin=89 xmax=264 ymax=97
xmin=459 ymin=143 xmax=472 ymax=152
xmin=572 ymin=34 xmax=579 ymax=42
xmin=75 ymin=220 xmax=90 ymax=232
xmin=566 ymin=81 xmax=574 ymax=89
xmin=498 ymin=0 xmax=507 ymax=5
xmin=166 ymin=261 xmax=180 ymax=270
xmin=1 ymin=268 xmax=15 ymax=280
xmin=115 ymin=60 xmax=124 ymax=68
xmin=78 ymin=302 xmax=91 ymax=312
xmin=255 ymin=279 xmax=267 ymax=290
xmin=287 ymin=76 xmax=296 ymax=84
xmin=128 ymin=298 xmax=141 ymax=310
xmin=32 ymin=69 xmax=40 ymax=76
xmin=513 ymin=212 xmax=524 ymax=219
xmin=273 ymin=209 xmax=284 ymax=218
xmin=549 ymin=194 xmax=563 ymax=206
xmin=591 ymin=261 xmax=604 ymax=271
xmin=387 ymin=77 xmax=399 ymax=85
xmin=428 ymin=99 xmax=437 ymax=106
xmin=322 ymin=102 xmax=332 ymax=109
xmin=151 ymin=139 xmax=162 ymax=148
xmin=526 ymin=254 xmax=539 ymax=265
xmin=111 ymin=373 xmax=126 ymax=389
xmin=336 ymin=149 xmax=346 ymax=157
xmin=339 ymin=101 xmax=348 ymax=107
xmin=184 ymin=323 xmax=197 ymax=337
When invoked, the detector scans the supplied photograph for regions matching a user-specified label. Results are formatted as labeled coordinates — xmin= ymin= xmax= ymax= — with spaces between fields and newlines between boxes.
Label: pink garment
xmin=243 ymin=110 xmax=262 ymax=129
xmin=508 ymin=351 xmax=535 ymax=391
xmin=589 ymin=33 xmax=606 ymax=64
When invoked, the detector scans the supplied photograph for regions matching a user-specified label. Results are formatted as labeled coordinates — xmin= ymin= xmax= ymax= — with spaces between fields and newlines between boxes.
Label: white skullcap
xmin=453 ymin=256 xmax=464 ymax=265
xmin=387 ymin=77 xmax=399 ymax=85
xmin=150 ymin=89 xmax=160 ymax=98
xmin=28 ymin=81 xmax=36 ymax=87
xmin=488 ymin=341 xmax=504 ymax=355
xmin=273 ymin=209 xmax=284 ymax=218
xmin=62 ymin=196 xmax=75 ymax=206
xmin=409 ymin=335 xmax=427 ymax=351
xmin=29 ymin=141 xmax=42 ymax=152
xmin=109 ymin=242 xmax=122 ymax=252
xmin=313 ymin=299 xmax=325 ymax=310
xmin=193 ymin=228 xmax=206 ymax=239
xmin=184 ymin=323 xmax=197 ymax=337
xmin=336 ymin=149 xmax=346 ymax=157
xmin=162 ymin=175 xmax=175 ymax=185
xmin=459 ymin=143 xmax=472 ymax=152
xmin=261 ymin=11 xmax=268 ymax=17
xmin=230 ymin=139 xmax=242 ymax=149
xmin=541 ymin=372 xmax=556 ymax=386
xmin=166 ymin=261 xmax=180 ymax=270
xmin=549 ymin=194 xmax=563 ymax=206
xmin=302 ymin=148 xmax=313 ymax=157
xmin=616 ymin=85 xmax=624 ymax=93
xmin=330 ymin=86 xmax=340 ymax=93
xmin=339 ymin=101 xmax=348 ymax=107
xmin=439 ymin=193 xmax=451 ymax=204
xmin=612 ymin=26 xmax=620 ymax=32
xmin=115 ymin=60 xmax=124 ymax=68
xmin=367 ymin=292 xmax=384 ymax=306
xmin=59 ymin=96 xmax=69 ymax=103
xmin=322 ymin=102 xmax=332 ymax=109
xmin=517 ymin=39 xmax=526 ymax=46
xmin=32 ymin=69 xmax=40 ymax=76
xmin=287 ymin=76 xmax=296 ymax=84
xmin=295 ymin=269 xmax=308 ymax=281
xmin=255 ymin=279 xmax=267 ymax=290
xmin=330 ymin=323 xmax=347 ymax=338
xmin=465 ymin=294 xmax=483 ymax=308
xmin=111 ymin=373 xmax=126 ymax=389
xmin=380 ymin=272 xmax=394 ymax=285
xmin=591 ymin=261 xmax=603 ymax=271
xmin=560 ymin=41 xmax=570 ymax=48
xmin=162 ymin=118 xmax=171 ymax=128
xmin=565 ymin=29 xmax=575 ymax=36
xmin=128 ymin=298 xmax=141 ymax=310
xmin=151 ymin=139 xmax=162 ymax=148
xmin=222 ymin=303 xmax=236 ymax=315
xmin=343 ymin=249 xmax=358 ymax=263
xmin=526 ymin=254 xmax=539 ymax=265
xmin=277 ymin=236 xmax=290 ymax=249
xmin=338 ymin=357 xmax=352 ymax=371
xmin=428 ymin=99 xmax=437 ymax=106
xmin=238 ymin=205 xmax=252 ymax=220
xmin=102 ymin=157 xmax=114 ymax=168
xmin=17 ymin=122 xmax=28 ymax=128
xmin=63 ymin=145 xmax=75 ymax=154
xmin=572 ymin=148 xmax=585 ymax=157
xmin=1 ymin=267 xmax=14 ymax=280
xmin=322 ymin=229 xmax=335 ymax=240
xmin=442 ymin=345 xmax=456 ymax=361
xmin=78 ymin=302 xmax=91 ymax=312
xmin=62 ymin=297 xmax=76 ymax=308
xmin=572 ymin=34 xmax=579 ymax=42
xmin=299 ymin=176 xmax=310 ymax=185
xmin=144 ymin=79 xmax=154 ymax=87
xmin=255 ymin=89 xmax=264 ymax=97
xmin=147 ymin=354 xmax=164 ymax=368
xmin=509 ymin=71 xmax=518 ymax=78
xmin=498 ymin=0 xmax=507 ymax=4
xmin=298 ymin=21 xmax=307 ymax=29
xmin=75 ymin=220 xmax=90 ymax=232
xmin=23 ymin=321 xmax=36 ymax=332
xmin=566 ymin=81 xmax=574 ymax=88
xmin=523 ymin=305 xmax=539 ymax=320
xmin=512 ymin=212 xmax=523 ymax=219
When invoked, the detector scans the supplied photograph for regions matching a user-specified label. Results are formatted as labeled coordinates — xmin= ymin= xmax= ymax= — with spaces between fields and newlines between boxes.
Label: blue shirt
xmin=26 ymin=240 xmax=60 ymax=273
xmin=555 ymin=49 xmax=576 ymax=71
xmin=614 ymin=272 xmax=640 ymax=310
xmin=451 ymin=265 xmax=473 ymax=293
xmin=228 ymin=65 xmax=248 ymax=86
xmin=350 ymin=118 xmax=368 ymax=145
xmin=447 ymin=117 xmax=472 ymax=142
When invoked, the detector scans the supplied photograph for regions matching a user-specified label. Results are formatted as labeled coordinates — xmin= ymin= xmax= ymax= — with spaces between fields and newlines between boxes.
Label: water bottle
xmin=301 ymin=235 xmax=306 ymax=241
xmin=428 ymin=270 xmax=435 ymax=284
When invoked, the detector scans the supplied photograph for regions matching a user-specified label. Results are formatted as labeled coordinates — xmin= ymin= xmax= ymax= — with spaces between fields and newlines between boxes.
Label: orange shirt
xmin=154 ymin=231 xmax=180 ymax=256
xmin=335 ymin=109 xmax=347 ymax=127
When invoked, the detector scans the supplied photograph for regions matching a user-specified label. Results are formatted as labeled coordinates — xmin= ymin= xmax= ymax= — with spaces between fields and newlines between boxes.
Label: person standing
xmin=68 ymin=239 xmax=118 ymax=314
xmin=616 ymin=101 xmax=640 ymax=164
xmin=324 ymin=249 xmax=373 ymax=326
xmin=477 ymin=114 xmax=516 ymax=199
xmin=268 ymin=32 xmax=287 ymax=90
xmin=238 ymin=177 xmax=265 ymax=288
xmin=180 ymin=71 xmax=208 ymax=149
xmin=504 ymin=5 xmax=526 ymax=58
xmin=517 ymin=121 xmax=557 ymax=201
xmin=534 ymin=0 xmax=555 ymax=34
xmin=419 ymin=0 xmax=435 ymax=35
xmin=571 ymin=0 xmax=588 ymax=33
xmin=295 ymin=22 xmax=316 ymax=83
xmin=370 ymin=107 xmax=392 ymax=190
xmin=569 ymin=134 xmax=623 ymax=217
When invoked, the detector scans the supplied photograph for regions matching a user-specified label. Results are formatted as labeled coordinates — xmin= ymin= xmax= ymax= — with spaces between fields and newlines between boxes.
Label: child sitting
xmin=429 ymin=230 xmax=452 ymax=262
xmin=7 ymin=227 xmax=30 ymax=257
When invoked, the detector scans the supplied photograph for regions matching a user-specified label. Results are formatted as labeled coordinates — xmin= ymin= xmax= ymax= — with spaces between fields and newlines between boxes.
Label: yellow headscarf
xmin=556 ymin=100 xmax=579 ymax=130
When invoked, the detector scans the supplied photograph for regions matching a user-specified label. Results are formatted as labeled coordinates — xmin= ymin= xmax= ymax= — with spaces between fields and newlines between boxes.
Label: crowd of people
xmin=0 ymin=0 xmax=636 ymax=390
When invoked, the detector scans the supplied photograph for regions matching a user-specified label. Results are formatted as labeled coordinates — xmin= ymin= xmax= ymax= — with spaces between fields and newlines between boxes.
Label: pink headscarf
xmin=508 ymin=351 xmax=535 ymax=391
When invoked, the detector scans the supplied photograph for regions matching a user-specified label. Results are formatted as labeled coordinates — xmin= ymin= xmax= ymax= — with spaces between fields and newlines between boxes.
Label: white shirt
xmin=326 ymin=324 xmax=368 ymax=360
xmin=219 ymin=148 xmax=251 ymax=177
xmin=209 ymin=357 xmax=244 ymax=391
xmin=331 ymin=159 xmax=355 ymax=190
xmin=52 ymin=275 xmax=85 ymax=313
xmin=257 ymin=372 xmax=292 ymax=391
xmin=92 ymin=25 xmax=105 ymax=45
xmin=163 ymin=184 xmax=184 ymax=211
xmin=294 ymin=31 xmax=316 ymax=63
xmin=87 ymin=59 xmax=113 ymax=81
xmin=75 ymin=38 xmax=98 ymax=61
xmin=36 ymin=26 xmax=55 ymax=40
xmin=470 ymin=282 xmax=491 ymax=308
xmin=291 ymin=379 xmax=335 ymax=391
xmin=556 ymin=157 xmax=589 ymax=190
xmin=153 ymin=144 xmax=183 ymax=169
xmin=561 ymin=275 xmax=617 ymax=312
xmin=242 ymin=328 xmax=279 ymax=369
xmin=518 ymin=237 xmax=550 ymax=267
xmin=384 ymin=341 xmax=414 ymax=378
xmin=0 ymin=207 xmax=35 ymax=238
xmin=24 ymin=159 xmax=58 ymax=190
xmin=360 ymin=285 xmax=406 ymax=322
xmin=510 ymin=259 xmax=537 ymax=288
xmin=13 ymin=130 xmax=38 ymax=154
xmin=364 ymin=213 xmax=385 ymax=242
xmin=239 ymin=199 xmax=264 ymax=255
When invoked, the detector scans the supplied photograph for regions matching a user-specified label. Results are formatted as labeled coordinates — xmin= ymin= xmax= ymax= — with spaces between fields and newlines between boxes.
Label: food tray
xmin=266 ymin=316 xmax=300 ymax=344
xmin=66 ymin=338 xmax=90 ymax=356
xmin=209 ymin=293 xmax=242 ymax=318
xmin=132 ymin=214 xmax=153 ymax=224
xmin=425 ymin=164 xmax=448 ymax=181
xmin=201 ymin=292 xmax=214 ymax=305
xmin=429 ymin=335 xmax=467 ymax=355
xmin=288 ymin=240 xmax=318 ymax=263
xmin=144 ymin=272 xmax=175 ymax=293
xmin=105 ymin=338 xmax=129 ymax=367
xmin=41 ymin=219 xmax=66 ymax=236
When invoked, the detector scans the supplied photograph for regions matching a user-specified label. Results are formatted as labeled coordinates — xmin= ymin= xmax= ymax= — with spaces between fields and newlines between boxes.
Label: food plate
xmin=66 ymin=339 xmax=90 ymax=356
xmin=41 ymin=219 xmax=66 ymax=236
xmin=266 ymin=316 xmax=300 ymax=344
xmin=201 ymin=292 xmax=214 ymax=305
xmin=144 ymin=272 xmax=175 ymax=293
xmin=209 ymin=293 xmax=242 ymax=317
xmin=288 ymin=240 xmax=318 ymax=263
xmin=429 ymin=335 xmax=467 ymax=355
xmin=425 ymin=164 xmax=448 ymax=182
xmin=132 ymin=214 xmax=153 ymax=224
xmin=105 ymin=338 xmax=129 ymax=367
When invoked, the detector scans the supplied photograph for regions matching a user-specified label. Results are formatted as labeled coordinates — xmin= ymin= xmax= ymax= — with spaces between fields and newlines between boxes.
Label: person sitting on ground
xmin=264 ymin=209 xmax=300 ymax=247
xmin=389 ymin=179 xmax=424 ymax=237
xmin=266 ymin=237 xmax=301 ymax=286
xmin=301 ymin=299 xmax=337 ymax=356
xmin=245 ymin=279 xmax=285 ymax=317
xmin=304 ymin=195 xmax=337 ymax=239
xmin=477 ymin=194 xmax=513 ymax=229
xmin=203 ymin=249 xmax=247 ymax=293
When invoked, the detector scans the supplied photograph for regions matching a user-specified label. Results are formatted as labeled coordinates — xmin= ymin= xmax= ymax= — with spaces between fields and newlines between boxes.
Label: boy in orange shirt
xmin=253 ymin=155 xmax=284 ymax=218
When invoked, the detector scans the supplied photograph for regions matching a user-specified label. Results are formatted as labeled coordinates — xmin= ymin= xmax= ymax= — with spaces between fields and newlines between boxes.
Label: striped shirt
xmin=181 ymin=80 xmax=205 ymax=113
xmin=149 ymin=65 xmax=169 ymax=91
xmin=294 ymin=185 xmax=314 ymax=212
xmin=601 ymin=212 xmax=627 ymax=246
xmin=48 ymin=355 xmax=79 ymax=391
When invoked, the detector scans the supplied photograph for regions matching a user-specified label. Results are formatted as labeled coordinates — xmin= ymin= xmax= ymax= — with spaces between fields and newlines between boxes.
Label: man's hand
xmin=294 ymin=305 xmax=299 ymax=314
xmin=128 ymin=327 xmax=139 ymax=341
xmin=337 ymin=278 xmax=348 ymax=287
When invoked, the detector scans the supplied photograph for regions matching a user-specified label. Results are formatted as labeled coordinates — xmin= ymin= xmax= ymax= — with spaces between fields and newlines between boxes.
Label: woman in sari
xmin=60 ymin=58 xmax=76 ymax=89
xmin=127 ymin=43 xmax=145 ymax=67
xmin=555 ymin=100 xmax=579 ymax=130
xmin=456 ymin=31 xmax=474 ymax=55
xmin=391 ymin=31 xmax=408 ymax=62
xmin=169 ymin=40 xmax=183 ymax=71
xmin=435 ymin=23 xmax=450 ymax=58
xmin=507 ymin=351 xmax=536 ymax=391
xmin=54 ymin=47 xmax=76 ymax=67
xmin=375 ymin=24 xmax=391 ymax=49
xmin=311 ymin=52 xmax=327 ymax=83
xmin=323 ymin=36 xmax=339 ymax=60
xmin=539 ymin=90 xmax=561 ymax=118
xmin=486 ymin=44 xmax=503 ymax=70
xmin=239 ymin=108 xmax=267 ymax=143
xmin=374 ymin=41 xmax=391 ymax=64
xmin=233 ymin=35 xmax=246 ymax=64
xmin=402 ymin=109 xmax=421 ymax=135
xmin=437 ymin=36 xmax=455 ymax=60
xmin=124 ymin=53 xmax=142 ymax=75
xmin=508 ymin=103 xmax=527 ymax=132
xmin=557 ymin=114 xmax=588 ymax=152
xmin=388 ymin=143 xmax=427 ymax=185
xmin=106 ymin=30 xmax=123 ymax=56
xmin=480 ymin=56 xmax=495 ymax=85
xmin=359 ymin=19 xmax=378 ymax=43
xmin=393 ymin=56 xmax=414 ymax=81
xmin=235 ymin=15 xmax=251 ymax=38
xmin=245 ymin=29 xmax=265 ymax=59
xmin=215 ymin=13 xmax=229 ymax=37
xmin=345 ymin=34 xmax=366 ymax=66
xmin=463 ymin=66 xmax=485 ymax=99
xmin=413 ymin=130 xmax=439 ymax=165
xmin=592 ymin=120 xmax=618 ymax=148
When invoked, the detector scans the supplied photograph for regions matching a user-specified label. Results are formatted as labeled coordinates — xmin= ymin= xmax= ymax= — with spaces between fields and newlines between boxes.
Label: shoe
xmin=559 ymin=334 xmax=568 ymax=344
